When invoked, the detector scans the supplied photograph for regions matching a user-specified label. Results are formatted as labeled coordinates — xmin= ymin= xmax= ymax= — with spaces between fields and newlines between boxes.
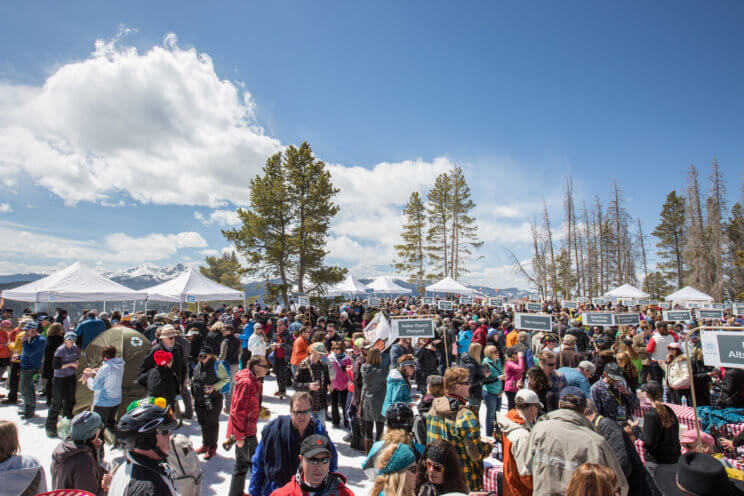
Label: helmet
xmin=117 ymin=404 xmax=178 ymax=453
xmin=385 ymin=402 xmax=414 ymax=430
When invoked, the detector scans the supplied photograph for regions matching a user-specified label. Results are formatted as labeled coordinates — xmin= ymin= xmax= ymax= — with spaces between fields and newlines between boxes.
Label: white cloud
xmin=194 ymin=209 xmax=241 ymax=226
xmin=200 ymin=249 xmax=219 ymax=257
xmin=0 ymin=31 xmax=281 ymax=207
xmin=0 ymin=203 xmax=11 ymax=213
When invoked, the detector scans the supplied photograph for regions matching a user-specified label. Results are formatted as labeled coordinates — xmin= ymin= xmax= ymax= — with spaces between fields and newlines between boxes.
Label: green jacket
xmin=482 ymin=357 xmax=504 ymax=395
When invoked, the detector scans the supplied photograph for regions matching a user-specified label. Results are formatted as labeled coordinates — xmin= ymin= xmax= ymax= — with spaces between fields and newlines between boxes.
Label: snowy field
xmin=4 ymin=373 xmax=495 ymax=496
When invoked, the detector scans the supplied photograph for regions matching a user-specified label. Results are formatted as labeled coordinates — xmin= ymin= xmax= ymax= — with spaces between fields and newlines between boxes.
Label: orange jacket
xmin=505 ymin=330 xmax=519 ymax=348
xmin=501 ymin=409 xmax=533 ymax=496
xmin=290 ymin=335 xmax=309 ymax=366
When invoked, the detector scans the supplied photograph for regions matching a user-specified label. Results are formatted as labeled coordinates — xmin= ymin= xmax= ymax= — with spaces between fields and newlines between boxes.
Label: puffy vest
xmin=501 ymin=410 xmax=532 ymax=496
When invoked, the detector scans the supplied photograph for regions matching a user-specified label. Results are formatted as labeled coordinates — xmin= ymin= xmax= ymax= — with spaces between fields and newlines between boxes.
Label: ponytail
xmin=654 ymin=399 xmax=673 ymax=429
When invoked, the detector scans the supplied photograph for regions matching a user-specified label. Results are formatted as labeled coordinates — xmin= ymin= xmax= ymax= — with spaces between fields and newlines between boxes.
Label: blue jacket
xmin=238 ymin=322 xmax=254 ymax=349
xmin=249 ymin=415 xmax=338 ymax=496
xmin=75 ymin=318 xmax=106 ymax=349
xmin=86 ymin=357 xmax=125 ymax=407
xmin=558 ymin=366 xmax=591 ymax=398
xmin=457 ymin=329 xmax=473 ymax=355
xmin=381 ymin=368 xmax=412 ymax=416
xmin=20 ymin=335 xmax=46 ymax=370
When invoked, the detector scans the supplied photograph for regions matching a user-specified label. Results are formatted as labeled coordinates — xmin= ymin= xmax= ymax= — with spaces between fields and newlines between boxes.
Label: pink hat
xmin=667 ymin=342 xmax=682 ymax=350
xmin=680 ymin=429 xmax=714 ymax=447
xmin=0 ymin=320 xmax=11 ymax=328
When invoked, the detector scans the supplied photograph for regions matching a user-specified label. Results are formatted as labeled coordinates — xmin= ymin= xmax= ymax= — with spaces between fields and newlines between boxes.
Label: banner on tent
xmin=592 ymin=298 xmax=605 ymax=306
xmin=296 ymin=296 xmax=310 ymax=307
xmin=421 ymin=297 xmax=433 ymax=305
xmin=367 ymin=297 xmax=382 ymax=308
xmin=459 ymin=297 xmax=474 ymax=305
xmin=711 ymin=303 xmax=729 ymax=310
xmin=701 ymin=329 xmax=744 ymax=369
xmin=392 ymin=318 xmax=436 ymax=339
xmin=638 ymin=299 xmax=652 ymax=306
xmin=663 ymin=310 xmax=692 ymax=322
xmin=615 ymin=313 xmax=641 ymax=326
xmin=514 ymin=313 xmax=552 ymax=332
xmin=697 ymin=309 xmax=724 ymax=321
xmin=525 ymin=302 xmax=542 ymax=312
xmin=687 ymin=302 xmax=700 ymax=309
xmin=583 ymin=312 xmax=614 ymax=327
xmin=437 ymin=300 xmax=453 ymax=311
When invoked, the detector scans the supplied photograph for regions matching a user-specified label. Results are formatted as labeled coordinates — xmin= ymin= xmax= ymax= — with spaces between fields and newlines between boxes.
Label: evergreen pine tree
xmin=199 ymin=251 xmax=247 ymax=291
xmin=426 ymin=171 xmax=451 ymax=278
xmin=393 ymin=192 xmax=427 ymax=294
xmin=651 ymin=190 xmax=687 ymax=289
xmin=448 ymin=165 xmax=483 ymax=279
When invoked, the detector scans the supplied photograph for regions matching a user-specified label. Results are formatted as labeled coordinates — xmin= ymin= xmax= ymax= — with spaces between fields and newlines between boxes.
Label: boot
xmin=364 ymin=438 xmax=374 ymax=453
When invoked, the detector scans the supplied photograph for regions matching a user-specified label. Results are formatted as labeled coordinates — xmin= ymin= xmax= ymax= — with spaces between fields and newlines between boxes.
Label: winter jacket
xmin=247 ymin=332 xmax=269 ymax=358
xmin=558 ymin=366 xmax=591 ymax=398
xmin=456 ymin=329 xmax=473 ymax=355
xmin=139 ymin=365 xmax=180 ymax=403
xmin=504 ymin=356 xmax=525 ymax=393
xmin=415 ymin=345 xmax=440 ymax=383
xmin=390 ymin=343 xmax=414 ymax=369
xmin=86 ymin=357 xmax=125 ymax=407
xmin=647 ymin=331 xmax=679 ymax=362
xmin=20 ymin=335 xmax=46 ymax=370
xmin=52 ymin=343 xmax=79 ymax=378
xmin=565 ymin=326 xmax=590 ymax=353
xmin=360 ymin=362 xmax=387 ymax=422
xmin=204 ymin=330 xmax=224 ymax=355
xmin=290 ymin=335 xmax=309 ymax=367
xmin=459 ymin=353 xmax=492 ymax=402
xmin=0 ymin=329 xmax=10 ymax=360
xmin=590 ymin=415 xmax=630 ymax=477
xmin=138 ymin=342 xmax=187 ymax=384
xmin=0 ymin=454 xmax=47 ymax=496
xmin=381 ymin=368 xmax=412 ymax=416
xmin=505 ymin=330 xmax=519 ymax=348
xmin=50 ymin=437 xmax=105 ymax=495
xmin=108 ymin=450 xmax=178 ymax=496
xmin=472 ymin=326 xmax=488 ymax=347
xmin=557 ymin=348 xmax=581 ymax=368
xmin=219 ymin=333 xmax=242 ymax=365
xmin=721 ymin=367 xmax=744 ymax=408
xmin=497 ymin=409 xmax=534 ymax=496
xmin=328 ymin=352 xmax=352 ymax=391
xmin=250 ymin=416 xmax=338 ymax=496
xmin=227 ymin=368 xmax=263 ymax=441
xmin=41 ymin=334 xmax=64 ymax=379
xmin=641 ymin=404 xmax=681 ymax=465
xmin=525 ymin=408 xmax=629 ymax=496
xmin=590 ymin=378 xmax=639 ymax=422
xmin=270 ymin=472 xmax=354 ymax=496
xmin=482 ymin=356 xmax=504 ymax=395
xmin=351 ymin=355 xmax=364 ymax=407
xmin=191 ymin=357 xmax=229 ymax=407
xmin=75 ymin=317 xmax=107 ymax=349
xmin=294 ymin=357 xmax=331 ymax=412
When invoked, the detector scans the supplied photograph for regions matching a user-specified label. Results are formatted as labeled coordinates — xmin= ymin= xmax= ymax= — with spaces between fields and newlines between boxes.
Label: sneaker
xmin=343 ymin=433 xmax=352 ymax=442
xmin=195 ymin=445 xmax=209 ymax=454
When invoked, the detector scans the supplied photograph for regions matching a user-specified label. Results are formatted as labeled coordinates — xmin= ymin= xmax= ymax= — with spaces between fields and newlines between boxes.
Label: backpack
xmin=214 ymin=360 xmax=232 ymax=393
xmin=166 ymin=434 xmax=203 ymax=496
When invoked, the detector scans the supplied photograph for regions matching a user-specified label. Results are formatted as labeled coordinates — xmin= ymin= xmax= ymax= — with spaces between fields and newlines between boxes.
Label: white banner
xmin=701 ymin=329 xmax=744 ymax=369
xmin=363 ymin=312 xmax=394 ymax=351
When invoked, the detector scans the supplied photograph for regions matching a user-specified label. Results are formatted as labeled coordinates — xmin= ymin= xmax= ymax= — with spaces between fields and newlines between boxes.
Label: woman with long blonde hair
xmin=369 ymin=443 xmax=419 ymax=496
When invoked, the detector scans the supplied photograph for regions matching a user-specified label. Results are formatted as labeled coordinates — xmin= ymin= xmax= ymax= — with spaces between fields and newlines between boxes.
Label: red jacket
xmin=472 ymin=325 xmax=488 ymax=347
xmin=270 ymin=473 xmax=353 ymax=496
xmin=227 ymin=368 xmax=262 ymax=441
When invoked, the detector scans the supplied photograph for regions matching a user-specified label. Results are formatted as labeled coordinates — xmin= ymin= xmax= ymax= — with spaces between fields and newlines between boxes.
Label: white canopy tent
xmin=1 ymin=262 xmax=146 ymax=307
xmin=603 ymin=283 xmax=650 ymax=299
xmin=665 ymin=286 xmax=713 ymax=302
xmin=143 ymin=268 xmax=244 ymax=309
xmin=326 ymin=273 xmax=371 ymax=296
xmin=367 ymin=276 xmax=412 ymax=295
xmin=425 ymin=276 xmax=474 ymax=295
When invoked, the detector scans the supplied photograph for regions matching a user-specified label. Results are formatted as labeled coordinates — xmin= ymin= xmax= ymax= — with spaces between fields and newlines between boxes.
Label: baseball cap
xmin=300 ymin=434 xmax=332 ymax=458
xmin=159 ymin=324 xmax=177 ymax=337
xmin=515 ymin=388 xmax=544 ymax=408
xmin=603 ymin=362 xmax=625 ymax=382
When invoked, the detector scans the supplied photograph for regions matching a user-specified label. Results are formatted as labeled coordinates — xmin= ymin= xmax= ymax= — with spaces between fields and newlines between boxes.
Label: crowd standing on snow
xmin=2 ymin=298 xmax=744 ymax=496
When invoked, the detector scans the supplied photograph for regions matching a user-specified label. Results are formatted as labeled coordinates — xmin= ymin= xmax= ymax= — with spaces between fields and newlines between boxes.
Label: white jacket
xmin=247 ymin=333 xmax=268 ymax=357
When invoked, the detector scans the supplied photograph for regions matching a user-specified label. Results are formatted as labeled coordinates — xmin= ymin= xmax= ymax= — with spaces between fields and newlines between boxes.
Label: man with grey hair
xmin=557 ymin=360 xmax=595 ymax=398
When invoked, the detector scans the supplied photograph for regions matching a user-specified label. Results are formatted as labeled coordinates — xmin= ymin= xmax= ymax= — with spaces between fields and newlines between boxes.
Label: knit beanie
xmin=154 ymin=350 xmax=173 ymax=366
xmin=71 ymin=411 xmax=102 ymax=441
xmin=378 ymin=443 xmax=416 ymax=475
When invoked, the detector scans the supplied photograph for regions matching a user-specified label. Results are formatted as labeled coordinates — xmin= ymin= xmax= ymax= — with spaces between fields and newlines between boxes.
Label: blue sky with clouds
xmin=0 ymin=1 xmax=742 ymax=288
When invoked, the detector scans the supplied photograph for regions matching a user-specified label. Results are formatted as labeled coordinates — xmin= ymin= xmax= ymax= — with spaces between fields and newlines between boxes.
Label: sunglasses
xmin=545 ymin=362 xmax=557 ymax=367
xmin=293 ymin=409 xmax=312 ymax=416
xmin=255 ymin=363 xmax=269 ymax=369
xmin=158 ymin=429 xmax=171 ymax=436
xmin=407 ymin=464 xmax=418 ymax=474
xmin=426 ymin=460 xmax=445 ymax=473
xmin=307 ymin=456 xmax=331 ymax=465
xmin=198 ymin=354 xmax=208 ymax=358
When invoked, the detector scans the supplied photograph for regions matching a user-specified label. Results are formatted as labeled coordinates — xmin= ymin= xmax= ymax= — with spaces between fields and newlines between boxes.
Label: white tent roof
xmin=144 ymin=268 xmax=244 ymax=302
xmin=603 ymin=283 xmax=650 ymax=299
xmin=326 ymin=274 xmax=371 ymax=295
xmin=367 ymin=276 xmax=412 ymax=294
xmin=665 ymin=286 xmax=714 ymax=302
xmin=1 ymin=262 xmax=146 ymax=303
xmin=425 ymin=276 xmax=473 ymax=295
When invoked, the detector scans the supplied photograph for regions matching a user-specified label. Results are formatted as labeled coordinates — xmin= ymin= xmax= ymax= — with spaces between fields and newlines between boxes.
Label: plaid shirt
xmin=426 ymin=395 xmax=489 ymax=491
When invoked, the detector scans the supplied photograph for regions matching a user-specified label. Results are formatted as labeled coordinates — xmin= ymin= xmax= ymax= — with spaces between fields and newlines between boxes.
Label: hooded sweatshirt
xmin=50 ymin=437 xmax=105 ymax=495
xmin=0 ymin=454 xmax=47 ymax=496
xmin=52 ymin=343 xmax=79 ymax=378
xmin=86 ymin=357 xmax=125 ymax=407
xmin=497 ymin=409 xmax=533 ymax=496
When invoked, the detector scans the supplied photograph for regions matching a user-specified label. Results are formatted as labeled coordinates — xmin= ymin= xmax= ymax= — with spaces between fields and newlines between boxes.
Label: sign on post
xmin=420 ymin=297 xmax=433 ymax=305
xmin=437 ymin=300 xmax=453 ymax=311
xmin=367 ymin=297 xmax=382 ymax=308
xmin=562 ymin=301 xmax=578 ymax=309
xmin=663 ymin=310 xmax=692 ymax=322
xmin=658 ymin=302 xmax=670 ymax=310
xmin=701 ymin=329 xmax=744 ymax=368
xmin=583 ymin=312 xmax=615 ymax=327
xmin=638 ymin=299 xmax=652 ymax=306
xmin=615 ymin=313 xmax=641 ymax=326
xmin=185 ymin=295 xmax=196 ymax=303
xmin=525 ymin=302 xmax=542 ymax=312
xmin=577 ymin=297 xmax=589 ymax=303
xmin=697 ymin=309 xmax=724 ymax=321
xmin=687 ymin=302 xmax=700 ymax=309
xmin=296 ymin=296 xmax=310 ymax=307
xmin=514 ymin=313 xmax=553 ymax=332
xmin=592 ymin=298 xmax=605 ymax=306
xmin=392 ymin=318 xmax=435 ymax=339
xmin=488 ymin=297 xmax=504 ymax=307
xmin=621 ymin=299 xmax=638 ymax=307
xmin=711 ymin=303 xmax=729 ymax=310
xmin=733 ymin=303 xmax=744 ymax=316
xmin=459 ymin=297 xmax=474 ymax=305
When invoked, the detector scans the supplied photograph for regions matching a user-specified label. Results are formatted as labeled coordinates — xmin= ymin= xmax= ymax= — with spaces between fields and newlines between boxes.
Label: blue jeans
xmin=484 ymin=392 xmax=502 ymax=437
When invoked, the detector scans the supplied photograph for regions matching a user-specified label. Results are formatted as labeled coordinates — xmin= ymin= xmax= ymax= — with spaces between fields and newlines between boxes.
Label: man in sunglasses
xmin=249 ymin=391 xmax=338 ymax=496
xmin=271 ymin=434 xmax=353 ymax=496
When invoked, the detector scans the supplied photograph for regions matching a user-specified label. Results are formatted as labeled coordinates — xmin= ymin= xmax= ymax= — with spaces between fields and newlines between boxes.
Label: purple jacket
xmin=328 ymin=352 xmax=352 ymax=391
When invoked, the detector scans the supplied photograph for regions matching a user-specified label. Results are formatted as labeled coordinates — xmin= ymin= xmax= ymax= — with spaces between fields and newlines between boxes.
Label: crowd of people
xmin=1 ymin=298 xmax=744 ymax=496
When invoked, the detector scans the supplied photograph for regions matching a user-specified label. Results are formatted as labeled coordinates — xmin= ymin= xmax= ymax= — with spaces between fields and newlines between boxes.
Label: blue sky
xmin=0 ymin=1 xmax=742 ymax=288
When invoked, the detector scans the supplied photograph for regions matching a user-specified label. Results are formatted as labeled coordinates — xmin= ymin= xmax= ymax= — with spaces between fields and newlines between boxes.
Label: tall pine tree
xmin=393 ymin=192 xmax=427 ymax=294
xmin=448 ymin=165 xmax=483 ymax=278
xmin=199 ymin=251 xmax=247 ymax=291
xmin=426 ymin=171 xmax=451 ymax=278
xmin=652 ymin=190 xmax=687 ymax=289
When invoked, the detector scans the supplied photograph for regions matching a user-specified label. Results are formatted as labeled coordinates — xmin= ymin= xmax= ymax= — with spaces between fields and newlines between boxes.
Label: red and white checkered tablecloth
xmin=638 ymin=439 xmax=744 ymax=471
xmin=634 ymin=402 xmax=701 ymax=430
xmin=634 ymin=439 xmax=646 ymax=465
xmin=484 ymin=466 xmax=502 ymax=493
xmin=725 ymin=423 xmax=744 ymax=437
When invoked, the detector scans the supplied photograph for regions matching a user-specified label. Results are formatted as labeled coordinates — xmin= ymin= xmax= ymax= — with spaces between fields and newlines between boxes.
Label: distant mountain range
xmin=0 ymin=263 xmax=530 ymax=298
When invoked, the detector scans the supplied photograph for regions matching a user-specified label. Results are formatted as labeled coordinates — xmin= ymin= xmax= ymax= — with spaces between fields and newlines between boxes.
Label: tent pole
xmin=103 ymin=301 xmax=106 ymax=313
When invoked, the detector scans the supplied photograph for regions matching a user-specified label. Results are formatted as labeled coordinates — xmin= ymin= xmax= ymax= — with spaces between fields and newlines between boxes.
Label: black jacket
xmin=138 ymin=342 xmax=187 ymax=384
xmin=721 ymin=368 xmax=744 ymax=408
xmin=565 ymin=326 xmax=590 ymax=353
xmin=139 ymin=365 xmax=180 ymax=402
xmin=42 ymin=334 xmax=64 ymax=379
xmin=459 ymin=353 xmax=497 ymax=402
xmin=642 ymin=405 xmax=681 ymax=465
xmin=110 ymin=451 xmax=178 ymax=496
xmin=415 ymin=345 xmax=439 ymax=379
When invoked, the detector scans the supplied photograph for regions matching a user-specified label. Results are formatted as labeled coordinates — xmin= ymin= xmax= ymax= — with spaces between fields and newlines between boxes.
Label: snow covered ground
xmin=0 ymin=374 xmax=386 ymax=495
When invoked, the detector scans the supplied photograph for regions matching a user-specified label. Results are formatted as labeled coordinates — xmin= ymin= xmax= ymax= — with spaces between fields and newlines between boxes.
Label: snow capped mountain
xmin=103 ymin=263 xmax=190 ymax=289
